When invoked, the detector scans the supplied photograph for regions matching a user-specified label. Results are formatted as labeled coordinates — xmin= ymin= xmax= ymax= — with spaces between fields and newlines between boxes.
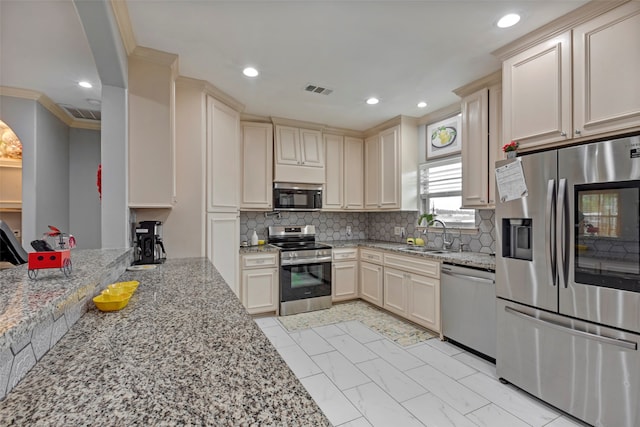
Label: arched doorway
xmin=0 ymin=119 xmax=23 ymax=242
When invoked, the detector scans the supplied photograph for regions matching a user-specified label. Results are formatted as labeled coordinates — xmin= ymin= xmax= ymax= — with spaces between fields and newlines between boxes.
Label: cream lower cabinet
xmin=241 ymin=252 xmax=279 ymax=314
xmin=206 ymin=212 xmax=240 ymax=296
xmin=332 ymin=248 xmax=359 ymax=301
xmin=383 ymin=267 xmax=407 ymax=316
xmin=383 ymin=253 xmax=441 ymax=333
xmin=359 ymin=249 xmax=384 ymax=307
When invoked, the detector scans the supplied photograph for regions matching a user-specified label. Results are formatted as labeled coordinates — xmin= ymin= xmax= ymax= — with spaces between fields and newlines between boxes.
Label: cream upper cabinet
xmin=207 ymin=96 xmax=240 ymax=212
xmin=240 ymin=122 xmax=273 ymax=210
xmin=274 ymin=125 xmax=324 ymax=183
xmin=128 ymin=49 xmax=178 ymax=208
xmin=364 ymin=135 xmax=380 ymax=209
xmin=323 ymin=134 xmax=344 ymax=210
xmin=379 ymin=126 xmax=400 ymax=208
xmin=572 ymin=2 xmax=640 ymax=138
xmin=324 ymin=134 xmax=363 ymax=211
xmin=502 ymin=2 xmax=640 ymax=150
xmin=364 ymin=118 xmax=418 ymax=211
xmin=459 ymin=81 xmax=502 ymax=208
xmin=344 ymin=137 xmax=364 ymax=209
xmin=502 ymin=31 xmax=572 ymax=150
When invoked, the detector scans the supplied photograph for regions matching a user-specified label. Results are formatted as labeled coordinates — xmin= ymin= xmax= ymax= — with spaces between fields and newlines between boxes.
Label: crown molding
xmin=175 ymin=76 xmax=208 ymax=91
xmin=131 ymin=46 xmax=178 ymax=67
xmin=492 ymin=0 xmax=629 ymax=60
xmin=270 ymin=116 xmax=326 ymax=131
xmin=1 ymin=86 xmax=101 ymax=130
xmin=204 ymin=82 xmax=245 ymax=113
xmin=175 ymin=76 xmax=244 ymax=113
xmin=322 ymin=126 xmax=364 ymax=138
xmin=109 ymin=0 xmax=137 ymax=56
xmin=363 ymin=115 xmax=402 ymax=137
xmin=417 ymin=104 xmax=461 ymax=126
xmin=453 ymin=70 xmax=502 ymax=98
xmin=239 ymin=113 xmax=272 ymax=123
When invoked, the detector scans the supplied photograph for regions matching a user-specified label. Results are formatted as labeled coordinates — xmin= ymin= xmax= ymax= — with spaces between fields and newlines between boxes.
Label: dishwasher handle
xmin=441 ymin=268 xmax=494 ymax=285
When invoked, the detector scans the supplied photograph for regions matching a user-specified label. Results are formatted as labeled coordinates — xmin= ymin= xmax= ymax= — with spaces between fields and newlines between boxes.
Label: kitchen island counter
xmin=0 ymin=258 xmax=330 ymax=426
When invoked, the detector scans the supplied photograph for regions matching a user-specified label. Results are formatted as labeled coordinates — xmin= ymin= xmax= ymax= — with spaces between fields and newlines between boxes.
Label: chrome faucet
xmin=424 ymin=219 xmax=453 ymax=250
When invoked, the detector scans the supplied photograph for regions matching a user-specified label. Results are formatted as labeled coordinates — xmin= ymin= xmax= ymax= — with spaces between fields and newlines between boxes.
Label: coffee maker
xmin=133 ymin=221 xmax=166 ymax=265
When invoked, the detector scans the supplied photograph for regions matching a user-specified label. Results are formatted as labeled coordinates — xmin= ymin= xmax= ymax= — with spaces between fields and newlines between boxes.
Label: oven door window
xmin=281 ymin=262 xmax=331 ymax=302
xmin=574 ymin=180 xmax=639 ymax=292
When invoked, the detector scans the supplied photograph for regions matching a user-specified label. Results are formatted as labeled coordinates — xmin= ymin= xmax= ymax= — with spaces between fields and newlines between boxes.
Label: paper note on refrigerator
xmin=496 ymin=158 xmax=528 ymax=202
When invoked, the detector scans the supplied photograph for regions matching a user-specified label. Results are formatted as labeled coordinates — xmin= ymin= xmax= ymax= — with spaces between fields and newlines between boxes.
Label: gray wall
xmin=34 ymin=103 xmax=69 ymax=241
xmin=1 ymin=95 xmax=103 ymax=248
xmin=69 ymin=128 xmax=101 ymax=249
xmin=0 ymin=96 xmax=36 ymax=244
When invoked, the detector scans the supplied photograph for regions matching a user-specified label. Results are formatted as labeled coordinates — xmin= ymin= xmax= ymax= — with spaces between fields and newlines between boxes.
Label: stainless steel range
xmin=268 ymin=225 xmax=332 ymax=316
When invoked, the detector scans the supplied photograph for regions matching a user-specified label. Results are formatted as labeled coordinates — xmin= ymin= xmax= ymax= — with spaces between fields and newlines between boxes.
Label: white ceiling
xmin=1 ymin=0 xmax=590 ymax=131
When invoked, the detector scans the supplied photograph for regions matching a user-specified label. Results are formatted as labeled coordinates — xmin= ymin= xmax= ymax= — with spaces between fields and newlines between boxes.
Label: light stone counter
xmin=0 ymin=248 xmax=132 ymax=399
xmin=326 ymin=240 xmax=496 ymax=271
xmin=0 ymin=258 xmax=330 ymax=426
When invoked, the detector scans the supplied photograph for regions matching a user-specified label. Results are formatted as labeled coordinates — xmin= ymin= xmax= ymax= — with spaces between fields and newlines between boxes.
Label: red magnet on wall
xmin=97 ymin=164 xmax=102 ymax=200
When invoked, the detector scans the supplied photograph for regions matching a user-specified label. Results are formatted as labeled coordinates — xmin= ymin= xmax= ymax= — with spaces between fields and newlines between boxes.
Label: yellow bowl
xmin=108 ymin=280 xmax=139 ymax=293
xmin=101 ymin=288 xmax=132 ymax=301
xmin=93 ymin=293 xmax=130 ymax=312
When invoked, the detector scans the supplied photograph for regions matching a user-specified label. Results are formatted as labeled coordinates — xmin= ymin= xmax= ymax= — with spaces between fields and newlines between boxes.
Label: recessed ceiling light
xmin=417 ymin=101 xmax=428 ymax=108
xmin=78 ymin=81 xmax=92 ymax=89
xmin=366 ymin=97 xmax=379 ymax=105
xmin=497 ymin=13 xmax=521 ymax=28
xmin=86 ymin=98 xmax=101 ymax=106
xmin=243 ymin=67 xmax=259 ymax=77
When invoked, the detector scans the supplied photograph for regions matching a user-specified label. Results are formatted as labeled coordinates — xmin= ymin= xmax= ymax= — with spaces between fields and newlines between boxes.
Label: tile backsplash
xmin=240 ymin=209 xmax=495 ymax=253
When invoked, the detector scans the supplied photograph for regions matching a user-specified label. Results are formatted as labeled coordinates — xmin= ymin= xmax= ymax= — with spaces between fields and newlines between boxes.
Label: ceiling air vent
xmin=60 ymin=104 xmax=101 ymax=121
xmin=304 ymin=84 xmax=333 ymax=96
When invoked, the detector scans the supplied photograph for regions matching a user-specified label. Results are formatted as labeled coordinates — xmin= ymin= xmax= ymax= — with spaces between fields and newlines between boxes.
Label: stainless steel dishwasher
xmin=441 ymin=263 xmax=496 ymax=360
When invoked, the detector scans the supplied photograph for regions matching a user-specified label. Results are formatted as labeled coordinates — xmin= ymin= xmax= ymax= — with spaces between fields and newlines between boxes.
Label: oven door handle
xmin=281 ymin=256 xmax=332 ymax=266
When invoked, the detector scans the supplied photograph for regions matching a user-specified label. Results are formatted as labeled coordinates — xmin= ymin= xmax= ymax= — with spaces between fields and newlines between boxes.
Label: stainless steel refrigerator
xmin=495 ymin=135 xmax=640 ymax=427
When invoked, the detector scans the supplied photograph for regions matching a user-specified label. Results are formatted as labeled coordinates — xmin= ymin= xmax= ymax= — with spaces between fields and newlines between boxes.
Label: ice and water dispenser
xmin=502 ymin=219 xmax=533 ymax=261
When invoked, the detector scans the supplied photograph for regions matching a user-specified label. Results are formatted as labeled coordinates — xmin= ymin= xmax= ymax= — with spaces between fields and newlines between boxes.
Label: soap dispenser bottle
xmin=251 ymin=229 xmax=259 ymax=246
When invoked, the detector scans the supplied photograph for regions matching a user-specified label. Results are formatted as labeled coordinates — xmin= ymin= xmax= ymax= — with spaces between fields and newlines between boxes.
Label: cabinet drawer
xmin=383 ymin=253 xmax=440 ymax=278
xmin=333 ymin=248 xmax=358 ymax=261
xmin=359 ymin=249 xmax=383 ymax=264
xmin=242 ymin=253 xmax=278 ymax=269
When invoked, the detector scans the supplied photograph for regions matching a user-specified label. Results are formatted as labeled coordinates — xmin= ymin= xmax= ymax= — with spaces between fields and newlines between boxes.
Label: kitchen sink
xmin=399 ymin=246 xmax=450 ymax=254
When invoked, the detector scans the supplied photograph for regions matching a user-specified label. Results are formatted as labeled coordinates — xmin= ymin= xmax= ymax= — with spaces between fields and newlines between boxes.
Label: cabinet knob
xmin=560 ymin=131 xmax=567 ymax=137
xmin=575 ymin=129 xmax=581 ymax=135
xmin=480 ymin=199 xmax=486 ymax=203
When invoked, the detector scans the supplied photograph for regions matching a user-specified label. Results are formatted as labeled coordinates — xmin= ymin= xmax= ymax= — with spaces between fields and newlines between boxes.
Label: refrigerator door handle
xmin=557 ymin=178 xmax=568 ymax=288
xmin=545 ymin=180 xmax=556 ymax=286
xmin=505 ymin=306 xmax=638 ymax=351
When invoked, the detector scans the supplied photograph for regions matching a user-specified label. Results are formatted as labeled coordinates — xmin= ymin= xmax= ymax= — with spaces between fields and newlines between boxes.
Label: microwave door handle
xmin=546 ymin=180 xmax=557 ymax=286
xmin=556 ymin=178 xmax=568 ymax=288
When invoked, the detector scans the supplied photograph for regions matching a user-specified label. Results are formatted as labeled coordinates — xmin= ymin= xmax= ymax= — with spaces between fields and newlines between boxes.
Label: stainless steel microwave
xmin=273 ymin=183 xmax=322 ymax=211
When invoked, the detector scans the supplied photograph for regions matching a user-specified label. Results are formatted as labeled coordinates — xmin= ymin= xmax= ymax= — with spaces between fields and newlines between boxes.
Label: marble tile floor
xmin=254 ymin=316 xmax=590 ymax=427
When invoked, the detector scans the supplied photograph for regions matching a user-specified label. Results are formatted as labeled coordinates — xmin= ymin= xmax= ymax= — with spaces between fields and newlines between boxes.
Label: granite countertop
xmin=0 ymin=258 xmax=330 ymax=426
xmin=326 ymin=240 xmax=496 ymax=271
xmin=239 ymin=244 xmax=279 ymax=255
xmin=0 ymin=249 xmax=131 ymax=352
